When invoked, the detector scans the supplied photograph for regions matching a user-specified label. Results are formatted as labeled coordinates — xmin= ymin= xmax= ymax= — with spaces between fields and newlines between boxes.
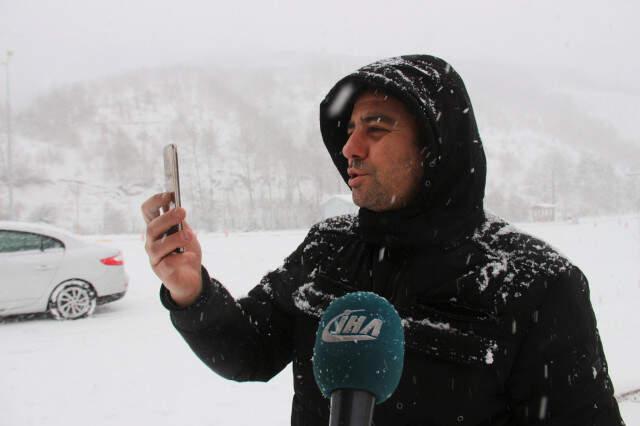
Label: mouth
xmin=347 ymin=168 xmax=368 ymax=187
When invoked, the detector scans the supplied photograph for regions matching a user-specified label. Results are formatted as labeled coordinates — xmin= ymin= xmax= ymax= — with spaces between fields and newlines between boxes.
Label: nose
xmin=342 ymin=127 xmax=368 ymax=161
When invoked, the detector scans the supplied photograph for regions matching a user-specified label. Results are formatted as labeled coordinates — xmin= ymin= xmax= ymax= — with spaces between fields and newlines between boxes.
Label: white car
xmin=0 ymin=221 xmax=128 ymax=320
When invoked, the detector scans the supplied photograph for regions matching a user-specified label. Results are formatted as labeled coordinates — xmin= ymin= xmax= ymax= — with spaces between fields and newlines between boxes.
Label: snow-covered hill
xmin=2 ymin=56 xmax=639 ymax=234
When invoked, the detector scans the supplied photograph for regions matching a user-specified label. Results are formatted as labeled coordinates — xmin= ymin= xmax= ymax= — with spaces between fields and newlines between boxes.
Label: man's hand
xmin=141 ymin=192 xmax=203 ymax=308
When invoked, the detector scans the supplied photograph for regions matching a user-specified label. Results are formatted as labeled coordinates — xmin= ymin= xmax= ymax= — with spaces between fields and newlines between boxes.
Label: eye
xmin=346 ymin=126 xmax=388 ymax=137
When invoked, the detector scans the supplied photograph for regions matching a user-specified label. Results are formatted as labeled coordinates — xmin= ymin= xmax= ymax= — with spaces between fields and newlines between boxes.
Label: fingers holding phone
xmin=144 ymin=203 xmax=189 ymax=266
xmin=140 ymin=144 xmax=204 ymax=307
xmin=141 ymin=193 xmax=203 ymax=306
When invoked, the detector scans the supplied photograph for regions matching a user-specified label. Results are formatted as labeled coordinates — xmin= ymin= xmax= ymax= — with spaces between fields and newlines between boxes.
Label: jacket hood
xmin=319 ymin=55 xmax=487 ymax=249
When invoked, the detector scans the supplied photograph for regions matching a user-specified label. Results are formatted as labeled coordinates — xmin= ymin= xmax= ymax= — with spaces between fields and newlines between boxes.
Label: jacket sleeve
xmin=506 ymin=265 xmax=625 ymax=425
xmin=159 ymin=239 xmax=307 ymax=383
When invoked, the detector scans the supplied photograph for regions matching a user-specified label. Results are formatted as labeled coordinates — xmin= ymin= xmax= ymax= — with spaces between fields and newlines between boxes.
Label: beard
xmin=349 ymin=159 xmax=423 ymax=212
xmin=351 ymin=173 xmax=394 ymax=212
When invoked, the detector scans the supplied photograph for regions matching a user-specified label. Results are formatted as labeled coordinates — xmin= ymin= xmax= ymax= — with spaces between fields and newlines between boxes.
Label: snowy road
xmin=2 ymin=216 xmax=639 ymax=425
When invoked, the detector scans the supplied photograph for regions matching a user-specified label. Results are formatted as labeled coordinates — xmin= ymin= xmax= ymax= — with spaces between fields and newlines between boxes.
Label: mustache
xmin=349 ymin=159 xmax=367 ymax=170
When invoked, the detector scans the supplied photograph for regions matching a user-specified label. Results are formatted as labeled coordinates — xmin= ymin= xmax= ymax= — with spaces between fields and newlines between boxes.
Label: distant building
xmin=321 ymin=194 xmax=358 ymax=219
xmin=531 ymin=203 xmax=556 ymax=222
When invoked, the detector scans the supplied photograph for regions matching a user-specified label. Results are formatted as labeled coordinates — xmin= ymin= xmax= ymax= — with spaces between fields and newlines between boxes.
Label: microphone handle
xmin=329 ymin=390 xmax=376 ymax=426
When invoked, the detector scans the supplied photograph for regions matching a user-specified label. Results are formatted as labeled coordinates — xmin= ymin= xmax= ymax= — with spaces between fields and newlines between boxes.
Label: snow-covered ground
xmin=2 ymin=215 xmax=639 ymax=425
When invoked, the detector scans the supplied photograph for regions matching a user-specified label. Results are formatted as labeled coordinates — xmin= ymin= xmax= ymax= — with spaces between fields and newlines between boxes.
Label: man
xmin=141 ymin=55 xmax=624 ymax=425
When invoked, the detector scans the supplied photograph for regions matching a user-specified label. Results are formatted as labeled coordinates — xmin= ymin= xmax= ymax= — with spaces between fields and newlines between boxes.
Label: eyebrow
xmin=347 ymin=114 xmax=397 ymax=130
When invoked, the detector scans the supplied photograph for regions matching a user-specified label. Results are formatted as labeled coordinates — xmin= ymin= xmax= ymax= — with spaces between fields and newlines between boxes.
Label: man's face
xmin=343 ymin=90 xmax=424 ymax=212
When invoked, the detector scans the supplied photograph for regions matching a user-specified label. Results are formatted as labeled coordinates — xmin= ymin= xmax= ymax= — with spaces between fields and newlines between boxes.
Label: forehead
xmin=350 ymin=90 xmax=411 ymax=118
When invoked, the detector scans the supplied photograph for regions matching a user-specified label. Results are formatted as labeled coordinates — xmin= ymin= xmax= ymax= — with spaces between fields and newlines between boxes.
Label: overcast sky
xmin=1 ymin=0 xmax=638 ymax=108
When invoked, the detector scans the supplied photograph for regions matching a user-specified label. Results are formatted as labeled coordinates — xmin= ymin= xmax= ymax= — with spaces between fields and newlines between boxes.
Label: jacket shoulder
xmin=298 ymin=214 xmax=359 ymax=263
xmin=264 ymin=214 xmax=358 ymax=280
xmin=467 ymin=212 xmax=575 ymax=308
xmin=472 ymin=212 xmax=573 ymax=276
xmin=309 ymin=214 xmax=359 ymax=236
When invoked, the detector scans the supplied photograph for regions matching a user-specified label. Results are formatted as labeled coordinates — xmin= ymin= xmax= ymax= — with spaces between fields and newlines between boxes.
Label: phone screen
xmin=162 ymin=144 xmax=184 ymax=253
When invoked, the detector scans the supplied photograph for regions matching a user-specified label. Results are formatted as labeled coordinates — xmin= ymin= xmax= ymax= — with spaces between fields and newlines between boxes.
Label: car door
xmin=0 ymin=230 xmax=65 ymax=313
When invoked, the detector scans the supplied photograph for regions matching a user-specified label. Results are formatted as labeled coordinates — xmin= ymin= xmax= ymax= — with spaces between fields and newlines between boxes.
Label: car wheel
xmin=49 ymin=280 xmax=97 ymax=320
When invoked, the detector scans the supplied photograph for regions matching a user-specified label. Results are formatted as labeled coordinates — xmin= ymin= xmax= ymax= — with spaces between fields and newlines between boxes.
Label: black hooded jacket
xmin=160 ymin=55 xmax=624 ymax=425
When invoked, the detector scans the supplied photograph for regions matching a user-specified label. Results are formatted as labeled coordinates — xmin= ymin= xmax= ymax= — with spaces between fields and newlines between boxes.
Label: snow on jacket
xmin=160 ymin=55 xmax=624 ymax=425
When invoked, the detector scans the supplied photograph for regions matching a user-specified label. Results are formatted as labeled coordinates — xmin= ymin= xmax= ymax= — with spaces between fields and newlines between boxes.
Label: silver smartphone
xmin=162 ymin=143 xmax=184 ymax=253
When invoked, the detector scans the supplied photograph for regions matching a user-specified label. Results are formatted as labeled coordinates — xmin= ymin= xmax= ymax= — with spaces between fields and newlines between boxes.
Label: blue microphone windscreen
xmin=313 ymin=291 xmax=405 ymax=404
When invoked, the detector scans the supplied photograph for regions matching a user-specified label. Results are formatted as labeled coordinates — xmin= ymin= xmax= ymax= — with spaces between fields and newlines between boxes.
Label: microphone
xmin=313 ymin=291 xmax=405 ymax=426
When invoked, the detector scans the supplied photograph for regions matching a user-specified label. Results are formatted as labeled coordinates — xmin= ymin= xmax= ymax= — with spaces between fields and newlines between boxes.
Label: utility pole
xmin=3 ymin=50 xmax=14 ymax=220
xmin=551 ymin=166 xmax=556 ymax=221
